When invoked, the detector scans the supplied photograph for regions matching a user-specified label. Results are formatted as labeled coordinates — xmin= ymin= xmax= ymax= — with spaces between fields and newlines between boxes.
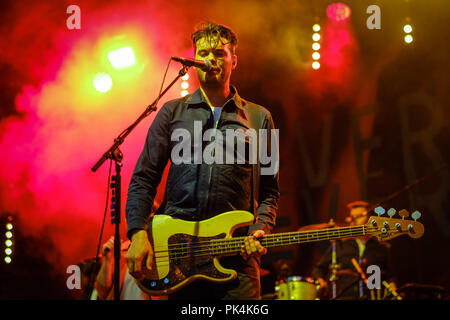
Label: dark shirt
xmin=312 ymin=237 xmax=395 ymax=299
xmin=125 ymin=85 xmax=279 ymax=240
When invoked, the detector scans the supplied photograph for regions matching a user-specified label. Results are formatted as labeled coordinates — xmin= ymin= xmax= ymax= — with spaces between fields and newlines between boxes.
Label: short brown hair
xmin=191 ymin=21 xmax=238 ymax=54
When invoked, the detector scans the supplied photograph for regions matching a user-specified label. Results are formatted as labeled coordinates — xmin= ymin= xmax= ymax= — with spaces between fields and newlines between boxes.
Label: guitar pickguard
xmin=138 ymin=233 xmax=234 ymax=294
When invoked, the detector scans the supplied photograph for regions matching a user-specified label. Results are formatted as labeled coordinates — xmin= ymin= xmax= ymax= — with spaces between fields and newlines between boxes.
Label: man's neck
xmin=200 ymin=85 xmax=231 ymax=108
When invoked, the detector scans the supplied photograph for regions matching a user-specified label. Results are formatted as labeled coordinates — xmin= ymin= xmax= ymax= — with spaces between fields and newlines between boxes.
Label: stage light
xmin=404 ymin=34 xmax=413 ymax=44
xmin=6 ymin=223 xmax=12 ymax=230
xmin=5 ymin=231 xmax=12 ymax=239
xmin=93 ymin=72 xmax=113 ymax=93
xmin=311 ymin=22 xmax=321 ymax=70
xmin=4 ymin=257 xmax=11 ymax=264
xmin=181 ymin=73 xmax=189 ymax=96
xmin=5 ymin=248 xmax=12 ymax=255
xmin=327 ymin=2 xmax=351 ymax=22
xmin=403 ymin=24 xmax=412 ymax=33
xmin=5 ymin=240 xmax=12 ymax=247
xmin=107 ymin=46 xmax=136 ymax=69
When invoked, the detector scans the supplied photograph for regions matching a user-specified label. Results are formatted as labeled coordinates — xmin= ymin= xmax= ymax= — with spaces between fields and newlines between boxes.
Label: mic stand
xmin=351 ymin=258 xmax=376 ymax=300
xmin=90 ymin=65 xmax=189 ymax=300
xmin=328 ymin=240 xmax=340 ymax=299
xmin=111 ymin=149 xmax=123 ymax=301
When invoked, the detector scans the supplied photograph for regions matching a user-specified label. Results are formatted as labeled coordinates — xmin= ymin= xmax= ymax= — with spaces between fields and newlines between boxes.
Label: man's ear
xmin=232 ymin=54 xmax=237 ymax=70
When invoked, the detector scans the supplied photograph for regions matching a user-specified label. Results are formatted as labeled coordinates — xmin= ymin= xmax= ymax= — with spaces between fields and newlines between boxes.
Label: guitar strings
xmin=149 ymin=228 xmax=408 ymax=268
xmin=152 ymin=226 xmax=385 ymax=257
xmin=152 ymin=224 xmax=369 ymax=252
xmin=151 ymin=225 xmax=374 ymax=247
xmin=151 ymin=227 xmax=394 ymax=263
xmin=149 ymin=228 xmax=397 ymax=268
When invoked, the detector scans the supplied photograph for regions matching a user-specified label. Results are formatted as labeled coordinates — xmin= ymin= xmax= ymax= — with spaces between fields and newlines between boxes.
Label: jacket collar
xmin=185 ymin=85 xmax=245 ymax=110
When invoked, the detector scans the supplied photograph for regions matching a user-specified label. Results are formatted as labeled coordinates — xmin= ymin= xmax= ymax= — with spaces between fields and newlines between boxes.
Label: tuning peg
xmin=387 ymin=208 xmax=396 ymax=218
xmin=398 ymin=209 xmax=410 ymax=219
xmin=374 ymin=206 xmax=385 ymax=216
xmin=411 ymin=211 xmax=421 ymax=221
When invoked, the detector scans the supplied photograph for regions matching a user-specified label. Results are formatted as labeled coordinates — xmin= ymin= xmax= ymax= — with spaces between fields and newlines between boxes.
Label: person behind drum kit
xmin=93 ymin=236 xmax=150 ymax=300
xmin=312 ymin=201 xmax=397 ymax=300
xmin=92 ymin=204 xmax=166 ymax=300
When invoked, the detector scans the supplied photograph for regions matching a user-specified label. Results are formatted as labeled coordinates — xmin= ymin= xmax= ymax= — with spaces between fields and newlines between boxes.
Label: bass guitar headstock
xmin=365 ymin=207 xmax=425 ymax=241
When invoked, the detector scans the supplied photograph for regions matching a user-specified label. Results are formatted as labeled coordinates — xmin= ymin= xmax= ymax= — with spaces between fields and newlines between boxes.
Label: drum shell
xmin=276 ymin=276 xmax=320 ymax=300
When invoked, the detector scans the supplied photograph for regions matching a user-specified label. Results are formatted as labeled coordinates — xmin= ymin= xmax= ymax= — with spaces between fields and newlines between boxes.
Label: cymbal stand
xmin=328 ymin=240 xmax=340 ymax=299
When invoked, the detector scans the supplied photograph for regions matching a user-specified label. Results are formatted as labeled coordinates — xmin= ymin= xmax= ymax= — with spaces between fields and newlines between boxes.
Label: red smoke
xmin=0 ymin=1 xmax=197 ymax=276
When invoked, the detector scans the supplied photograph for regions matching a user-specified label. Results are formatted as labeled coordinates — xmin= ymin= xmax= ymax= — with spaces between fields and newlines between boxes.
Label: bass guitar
xmin=135 ymin=207 xmax=424 ymax=295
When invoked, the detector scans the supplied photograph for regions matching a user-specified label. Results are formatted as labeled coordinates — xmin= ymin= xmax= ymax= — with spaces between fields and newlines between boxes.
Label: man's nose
xmin=204 ymin=52 xmax=217 ymax=65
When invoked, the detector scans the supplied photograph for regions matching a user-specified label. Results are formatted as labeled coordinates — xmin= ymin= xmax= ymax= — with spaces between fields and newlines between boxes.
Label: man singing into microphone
xmin=124 ymin=21 xmax=279 ymax=299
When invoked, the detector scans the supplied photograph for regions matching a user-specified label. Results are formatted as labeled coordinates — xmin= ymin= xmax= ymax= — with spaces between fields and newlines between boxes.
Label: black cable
xmin=154 ymin=58 xmax=173 ymax=114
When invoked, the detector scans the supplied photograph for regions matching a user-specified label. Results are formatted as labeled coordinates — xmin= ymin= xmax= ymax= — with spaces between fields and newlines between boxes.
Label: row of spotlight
xmin=4 ymin=216 xmax=13 ymax=264
xmin=93 ymin=25 xmax=415 ymax=92
xmin=403 ymin=23 xmax=413 ymax=43
xmin=311 ymin=22 xmax=414 ymax=70
xmin=312 ymin=23 xmax=321 ymax=70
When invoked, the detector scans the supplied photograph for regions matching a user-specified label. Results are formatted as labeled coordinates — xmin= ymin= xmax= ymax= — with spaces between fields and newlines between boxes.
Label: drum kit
xmin=261 ymin=220 xmax=442 ymax=300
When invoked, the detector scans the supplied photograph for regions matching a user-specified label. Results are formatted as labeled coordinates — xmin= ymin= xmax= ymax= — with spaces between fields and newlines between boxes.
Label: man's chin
xmin=201 ymin=79 xmax=224 ymax=88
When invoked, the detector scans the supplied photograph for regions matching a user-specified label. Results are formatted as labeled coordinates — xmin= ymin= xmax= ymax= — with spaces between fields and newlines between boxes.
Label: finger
xmin=256 ymin=242 xmax=265 ymax=253
xmin=146 ymin=253 xmax=153 ymax=270
xmin=252 ymin=230 xmax=265 ymax=238
xmin=125 ymin=257 xmax=133 ymax=274
xmin=240 ymin=246 xmax=248 ymax=259
xmin=126 ymin=250 xmax=143 ymax=279
xmin=258 ymin=246 xmax=267 ymax=255
xmin=130 ymin=261 xmax=144 ymax=279
xmin=249 ymin=239 xmax=257 ymax=253
xmin=246 ymin=242 xmax=254 ymax=256
xmin=134 ymin=255 xmax=143 ymax=277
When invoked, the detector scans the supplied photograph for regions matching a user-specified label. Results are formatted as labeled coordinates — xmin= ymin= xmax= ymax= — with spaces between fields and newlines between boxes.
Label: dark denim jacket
xmin=125 ymin=86 xmax=279 ymax=239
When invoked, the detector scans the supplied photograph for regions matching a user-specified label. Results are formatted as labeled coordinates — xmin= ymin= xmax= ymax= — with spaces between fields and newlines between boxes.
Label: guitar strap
xmin=247 ymin=105 xmax=265 ymax=224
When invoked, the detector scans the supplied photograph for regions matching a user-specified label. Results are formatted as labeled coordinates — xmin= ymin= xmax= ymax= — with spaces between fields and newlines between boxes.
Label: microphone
xmin=171 ymin=56 xmax=212 ymax=71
